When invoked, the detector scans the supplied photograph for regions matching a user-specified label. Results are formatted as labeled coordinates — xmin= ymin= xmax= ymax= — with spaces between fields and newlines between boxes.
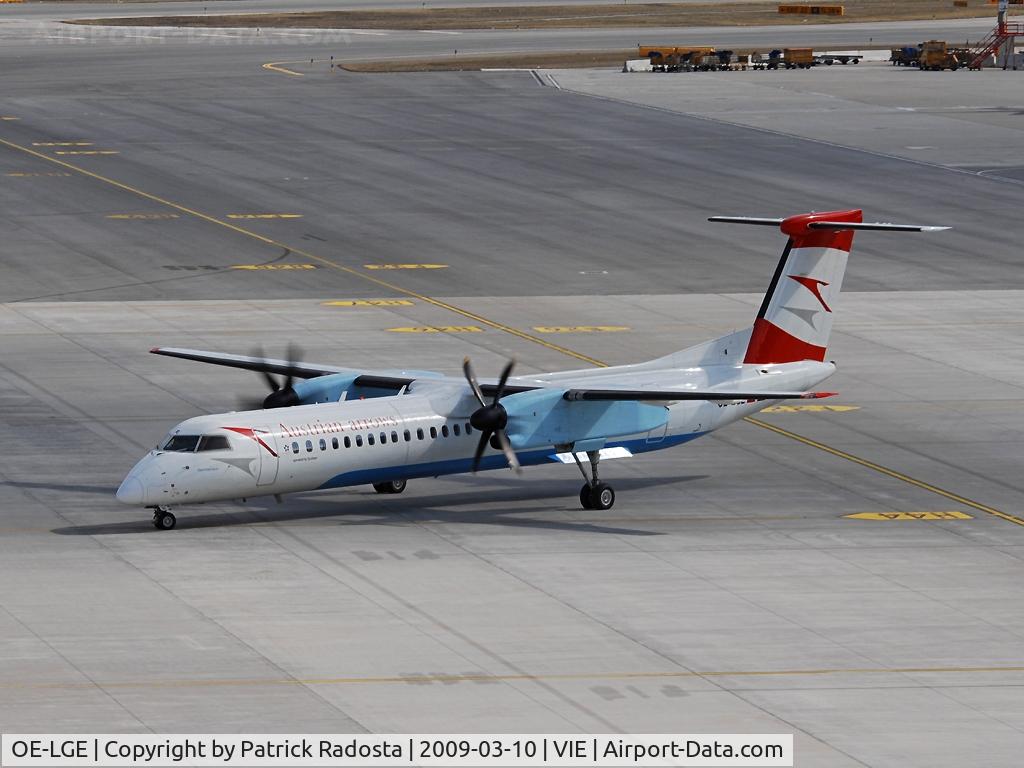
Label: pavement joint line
xmin=1 ymin=135 xmax=1018 ymax=529
xmin=5 ymin=665 xmax=1024 ymax=691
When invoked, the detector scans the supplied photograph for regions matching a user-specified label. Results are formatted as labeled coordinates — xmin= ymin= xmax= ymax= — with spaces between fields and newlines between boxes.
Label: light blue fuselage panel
xmin=502 ymin=389 xmax=669 ymax=449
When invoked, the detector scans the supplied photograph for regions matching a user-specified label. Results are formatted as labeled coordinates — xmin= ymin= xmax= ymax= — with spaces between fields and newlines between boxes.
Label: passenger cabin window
xmin=380 ymin=432 xmax=387 ymax=444
xmin=319 ymin=438 xmax=327 ymax=451
xmin=453 ymin=424 xmax=461 ymax=437
xmin=430 ymin=427 xmax=437 ymax=439
xmin=197 ymin=435 xmax=231 ymax=452
xmin=355 ymin=435 xmax=363 ymax=447
xmin=332 ymin=437 xmax=339 ymax=449
xmin=391 ymin=431 xmax=399 ymax=443
xmin=344 ymin=436 xmax=351 ymax=448
xmin=305 ymin=440 xmax=313 ymax=453
xmin=292 ymin=441 xmax=299 ymax=453
xmin=465 ymin=423 xmax=472 ymax=435
xmin=417 ymin=428 xmax=424 ymax=440
xmin=162 ymin=435 xmax=200 ymax=452
xmin=441 ymin=425 xmax=449 ymax=438
xmin=404 ymin=430 xmax=411 ymax=442
xmin=368 ymin=434 xmax=375 ymax=446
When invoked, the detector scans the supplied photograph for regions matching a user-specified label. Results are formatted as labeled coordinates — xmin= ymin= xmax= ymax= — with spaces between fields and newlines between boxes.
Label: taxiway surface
xmin=1 ymin=10 xmax=1023 ymax=768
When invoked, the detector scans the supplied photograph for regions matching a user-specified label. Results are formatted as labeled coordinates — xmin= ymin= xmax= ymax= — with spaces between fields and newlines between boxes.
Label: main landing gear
xmin=373 ymin=479 xmax=407 ymax=495
xmin=572 ymin=450 xmax=615 ymax=510
xmin=151 ymin=506 xmax=176 ymax=530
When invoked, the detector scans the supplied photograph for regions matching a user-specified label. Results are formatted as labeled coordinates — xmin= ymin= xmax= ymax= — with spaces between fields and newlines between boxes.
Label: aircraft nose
xmin=115 ymin=476 xmax=146 ymax=505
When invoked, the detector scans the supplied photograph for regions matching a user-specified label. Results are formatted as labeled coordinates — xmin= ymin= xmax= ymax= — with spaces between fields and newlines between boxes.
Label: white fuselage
xmin=116 ymin=359 xmax=834 ymax=508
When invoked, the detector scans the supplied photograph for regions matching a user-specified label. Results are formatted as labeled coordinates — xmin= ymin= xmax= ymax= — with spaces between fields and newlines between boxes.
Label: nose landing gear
xmin=572 ymin=449 xmax=615 ymax=510
xmin=150 ymin=506 xmax=176 ymax=530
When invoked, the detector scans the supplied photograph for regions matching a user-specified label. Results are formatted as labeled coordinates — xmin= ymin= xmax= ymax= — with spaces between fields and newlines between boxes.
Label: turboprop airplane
xmin=116 ymin=210 xmax=946 ymax=529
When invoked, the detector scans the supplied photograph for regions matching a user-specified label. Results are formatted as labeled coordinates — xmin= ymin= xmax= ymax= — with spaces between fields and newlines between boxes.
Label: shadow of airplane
xmin=51 ymin=474 xmax=707 ymax=537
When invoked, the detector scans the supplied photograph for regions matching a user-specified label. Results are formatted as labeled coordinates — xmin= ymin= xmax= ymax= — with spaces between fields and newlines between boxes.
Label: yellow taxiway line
xmin=262 ymin=61 xmax=305 ymax=77
xmin=0 ymin=134 xmax=1019 ymax=527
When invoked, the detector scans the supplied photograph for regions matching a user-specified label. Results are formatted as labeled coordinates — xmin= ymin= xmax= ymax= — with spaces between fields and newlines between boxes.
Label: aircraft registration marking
xmin=387 ymin=326 xmax=483 ymax=333
xmin=762 ymin=404 xmax=860 ymax=413
xmin=845 ymin=511 xmax=973 ymax=521
xmin=534 ymin=326 xmax=631 ymax=333
xmin=106 ymin=213 xmax=180 ymax=220
xmin=230 ymin=264 xmax=318 ymax=270
xmin=364 ymin=264 xmax=448 ymax=270
xmin=324 ymin=299 xmax=415 ymax=307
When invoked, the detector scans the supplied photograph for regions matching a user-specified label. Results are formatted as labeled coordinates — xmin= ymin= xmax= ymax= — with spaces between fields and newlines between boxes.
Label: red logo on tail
xmin=788 ymin=275 xmax=832 ymax=312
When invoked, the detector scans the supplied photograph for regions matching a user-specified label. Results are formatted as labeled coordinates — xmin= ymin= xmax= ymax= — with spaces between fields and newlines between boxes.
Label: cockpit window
xmin=197 ymin=435 xmax=231 ymax=452
xmin=162 ymin=435 xmax=200 ymax=452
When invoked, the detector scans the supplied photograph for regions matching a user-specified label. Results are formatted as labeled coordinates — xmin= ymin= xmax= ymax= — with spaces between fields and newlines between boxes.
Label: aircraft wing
xmin=149 ymin=347 xmax=422 ymax=388
xmin=561 ymin=389 xmax=835 ymax=402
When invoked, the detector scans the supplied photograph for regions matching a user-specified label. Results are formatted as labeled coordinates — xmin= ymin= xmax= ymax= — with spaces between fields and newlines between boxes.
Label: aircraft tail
xmin=708 ymin=210 xmax=948 ymax=365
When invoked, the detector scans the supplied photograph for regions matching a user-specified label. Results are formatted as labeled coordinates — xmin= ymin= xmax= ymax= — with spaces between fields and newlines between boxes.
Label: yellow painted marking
xmin=53 ymin=150 xmax=119 ymax=156
xmin=846 ymin=511 xmax=973 ymax=521
xmin=0 ymin=136 xmax=601 ymax=367
xmin=534 ymin=325 xmax=630 ymax=334
xmin=33 ymin=142 xmax=92 ymax=147
xmin=5 ymin=132 xmax=1017 ymax=532
xmin=6 ymin=171 xmax=71 ymax=177
xmin=263 ymin=61 xmax=305 ymax=77
xmin=762 ymin=404 xmax=860 ymax=413
xmin=364 ymin=263 xmax=448 ymax=270
xmin=746 ymin=417 xmax=1024 ymax=528
xmin=324 ymin=299 xmax=415 ymax=307
xmin=0 ymin=117 xmax=19 ymax=121
xmin=106 ymin=213 xmax=180 ymax=220
xmin=230 ymin=264 xmax=317 ymax=271
xmin=388 ymin=326 xmax=483 ymax=333
xmin=2 ymin=664 xmax=1023 ymax=691
xmin=227 ymin=213 xmax=303 ymax=219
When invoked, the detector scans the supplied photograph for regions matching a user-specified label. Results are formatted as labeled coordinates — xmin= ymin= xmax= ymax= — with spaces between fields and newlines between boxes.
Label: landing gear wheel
xmin=580 ymin=484 xmax=594 ymax=510
xmin=373 ymin=479 xmax=407 ymax=495
xmin=153 ymin=510 xmax=176 ymax=530
xmin=590 ymin=483 xmax=615 ymax=511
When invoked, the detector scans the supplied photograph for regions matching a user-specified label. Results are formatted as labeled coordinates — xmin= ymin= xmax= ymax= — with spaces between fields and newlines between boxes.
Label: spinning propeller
xmin=463 ymin=357 xmax=521 ymax=474
xmin=238 ymin=343 xmax=304 ymax=410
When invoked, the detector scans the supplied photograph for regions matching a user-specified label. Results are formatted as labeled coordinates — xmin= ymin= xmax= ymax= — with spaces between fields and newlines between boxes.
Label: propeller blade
xmin=463 ymin=357 xmax=487 ymax=408
xmin=472 ymin=431 xmax=491 ymax=473
xmin=261 ymin=371 xmax=281 ymax=392
xmin=283 ymin=342 xmax=304 ymax=391
xmin=250 ymin=346 xmax=281 ymax=391
xmin=494 ymin=430 xmax=522 ymax=475
xmin=236 ymin=396 xmax=267 ymax=412
xmin=492 ymin=359 xmax=515 ymax=403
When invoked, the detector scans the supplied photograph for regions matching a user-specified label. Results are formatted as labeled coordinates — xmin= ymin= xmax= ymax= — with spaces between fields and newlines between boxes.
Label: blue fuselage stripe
xmin=315 ymin=432 xmax=708 ymax=490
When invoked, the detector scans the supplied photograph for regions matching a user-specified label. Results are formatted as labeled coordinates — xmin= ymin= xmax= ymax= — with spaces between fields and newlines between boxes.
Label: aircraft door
xmin=253 ymin=426 xmax=279 ymax=486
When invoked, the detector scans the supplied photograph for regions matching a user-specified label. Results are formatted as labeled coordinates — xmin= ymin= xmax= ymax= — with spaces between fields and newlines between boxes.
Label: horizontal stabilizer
xmin=562 ymin=389 xmax=835 ymax=402
xmin=708 ymin=216 xmax=948 ymax=232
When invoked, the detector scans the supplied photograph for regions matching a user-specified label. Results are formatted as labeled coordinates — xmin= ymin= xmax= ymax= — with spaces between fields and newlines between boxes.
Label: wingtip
xmin=804 ymin=391 xmax=838 ymax=399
